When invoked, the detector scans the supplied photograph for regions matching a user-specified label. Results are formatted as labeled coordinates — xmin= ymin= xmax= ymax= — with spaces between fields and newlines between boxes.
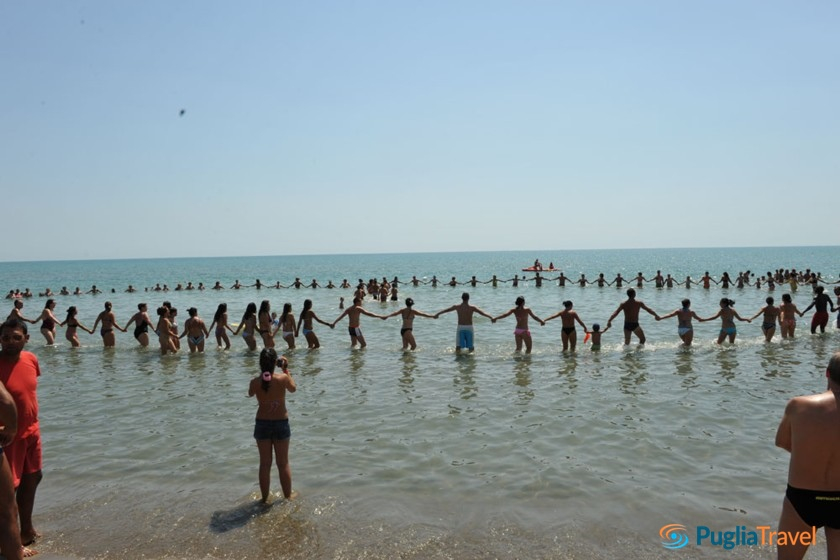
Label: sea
xmin=1 ymin=246 xmax=839 ymax=560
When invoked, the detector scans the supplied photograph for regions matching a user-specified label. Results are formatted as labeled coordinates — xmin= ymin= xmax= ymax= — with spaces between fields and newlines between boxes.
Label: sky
xmin=1 ymin=1 xmax=838 ymax=262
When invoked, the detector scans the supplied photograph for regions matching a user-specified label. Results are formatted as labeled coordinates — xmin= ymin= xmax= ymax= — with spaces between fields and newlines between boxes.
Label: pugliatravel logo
xmin=659 ymin=524 xmax=690 ymax=549
xmin=659 ymin=523 xmax=817 ymax=550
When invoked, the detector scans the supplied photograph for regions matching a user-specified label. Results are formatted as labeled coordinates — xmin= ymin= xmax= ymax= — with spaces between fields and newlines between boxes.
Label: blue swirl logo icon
xmin=660 ymin=524 xmax=690 ymax=549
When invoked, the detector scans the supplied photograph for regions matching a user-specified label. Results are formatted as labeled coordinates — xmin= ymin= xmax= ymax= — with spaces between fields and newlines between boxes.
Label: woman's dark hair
xmin=720 ymin=298 xmax=735 ymax=307
xmin=405 ymin=298 xmax=414 ymax=307
xmin=766 ymin=297 xmax=774 ymax=305
xmin=187 ymin=307 xmax=198 ymax=317
xmin=44 ymin=299 xmax=54 ymax=309
xmin=782 ymin=293 xmax=792 ymax=303
xmin=299 ymin=299 xmax=313 ymax=324
xmin=214 ymin=303 xmax=227 ymax=323
xmin=65 ymin=306 xmax=77 ymax=321
xmin=259 ymin=300 xmax=270 ymax=316
xmin=259 ymin=348 xmax=278 ymax=392
xmin=681 ymin=299 xmax=691 ymax=308
xmin=280 ymin=303 xmax=292 ymax=325
xmin=241 ymin=302 xmax=257 ymax=322
xmin=157 ymin=306 xmax=168 ymax=316
xmin=562 ymin=300 xmax=572 ymax=308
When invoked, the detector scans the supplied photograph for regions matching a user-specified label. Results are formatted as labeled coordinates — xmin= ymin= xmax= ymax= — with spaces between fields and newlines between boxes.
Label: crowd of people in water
xmin=3 ymin=267 xmax=839 ymax=301
xmin=3 ymin=268 xmax=839 ymax=354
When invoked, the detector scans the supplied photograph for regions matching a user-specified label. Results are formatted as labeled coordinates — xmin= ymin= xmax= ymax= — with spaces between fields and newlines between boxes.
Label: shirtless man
xmin=801 ymin=286 xmax=837 ymax=334
xmin=775 ymin=352 xmax=840 ymax=560
xmin=331 ymin=298 xmax=385 ymax=348
xmin=434 ymin=293 xmax=495 ymax=353
xmin=606 ymin=288 xmax=659 ymax=345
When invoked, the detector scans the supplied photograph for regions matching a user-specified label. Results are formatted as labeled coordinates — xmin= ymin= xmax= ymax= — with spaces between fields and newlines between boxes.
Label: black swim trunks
xmin=786 ymin=485 xmax=840 ymax=529
xmin=624 ymin=322 xmax=639 ymax=331
xmin=253 ymin=418 xmax=291 ymax=441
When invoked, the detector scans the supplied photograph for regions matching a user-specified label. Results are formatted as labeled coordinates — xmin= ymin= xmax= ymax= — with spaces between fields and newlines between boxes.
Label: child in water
xmin=585 ymin=323 xmax=610 ymax=350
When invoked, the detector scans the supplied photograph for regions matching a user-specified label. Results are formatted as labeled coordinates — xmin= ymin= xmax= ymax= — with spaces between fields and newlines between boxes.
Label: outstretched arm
xmin=656 ymin=309 xmax=678 ymax=321
xmin=493 ymin=308 xmax=515 ymax=322
xmin=434 ymin=305 xmax=457 ymax=319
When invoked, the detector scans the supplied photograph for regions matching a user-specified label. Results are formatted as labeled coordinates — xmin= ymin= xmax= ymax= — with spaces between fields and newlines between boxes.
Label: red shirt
xmin=0 ymin=351 xmax=40 ymax=439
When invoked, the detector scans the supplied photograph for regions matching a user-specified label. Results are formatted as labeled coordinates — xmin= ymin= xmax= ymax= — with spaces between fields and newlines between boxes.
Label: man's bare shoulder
xmin=787 ymin=391 xmax=838 ymax=414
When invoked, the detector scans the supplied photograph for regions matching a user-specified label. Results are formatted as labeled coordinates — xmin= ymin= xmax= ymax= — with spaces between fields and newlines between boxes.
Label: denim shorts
xmin=253 ymin=418 xmax=291 ymax=441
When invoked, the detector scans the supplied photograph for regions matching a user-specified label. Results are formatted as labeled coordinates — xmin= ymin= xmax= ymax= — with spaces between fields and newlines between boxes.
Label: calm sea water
xmin=2 ymin=247 xmax=839 ymax=559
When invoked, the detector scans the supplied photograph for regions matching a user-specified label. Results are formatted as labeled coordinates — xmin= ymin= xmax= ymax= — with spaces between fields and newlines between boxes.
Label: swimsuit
xmin=720 ymin=327 xmax=736 ymax=335
xmin=188 ymin=335 xmax=205 ymax=345
xmin=100 ymin=328 xmax=112 ymax=337
xmin=515 ymin=328 xmax=531 ymax=336
xmin=678 ymin=327 xmax=692 ymax=336
xmin=456 ymin=325 xmax=474 ymax=350
xmin=762 ymin=322 xmax=776 ymax=331
xmin=812 ymin=311 xmax=829 ymax=330
xmin=561 ymin=327 xmax=575 ymax=335
xmin=786 ymin=485 xmax=840 ymax=529
xmin=624 ymin=322 xmax=639 ymax=332
xmin=282 ymin=331 xmax=294 ymax=339
xmin=400 ymin=328 xmax=412 ymax=337
xmin=348 ymin=326 xmax=362 ymax=337
xmin=302 ymin=328 xmax=313 ymax=335
xmin=253 ymin=418 xmax=291 ymax=441
xmin=134 ymin=322 xmax=149 ymax=339
xmin=41 ymin=317 xmax=55 ymax=330
xmin=215 ymin=326 xmax=225 ymax=337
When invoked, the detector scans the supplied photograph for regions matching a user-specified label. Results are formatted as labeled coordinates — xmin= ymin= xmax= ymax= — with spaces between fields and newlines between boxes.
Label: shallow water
xmin=3 ymin=247 xmax=838 ymax=558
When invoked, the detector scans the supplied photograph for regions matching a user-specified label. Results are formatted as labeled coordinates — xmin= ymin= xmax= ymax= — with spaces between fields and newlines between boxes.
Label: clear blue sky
xmin=1 ymin=1 xmax=837 ymax=261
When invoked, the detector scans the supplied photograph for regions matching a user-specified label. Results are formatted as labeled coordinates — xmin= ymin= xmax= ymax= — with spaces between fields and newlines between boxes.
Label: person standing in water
xmin=207 ymin=303 xmax=233 ymax=350
xmin=60 ymin=306 xmax=93 ymax=348
xmin=30 ymin=300 xmax=60 ymax=346
xmin=435 ymin=293 xmax=496 ymax=353
xmin=124 ymin=303 xmax=155 ymax=348
xmin=248 ymin=349 xmax=296 ymax=503
xmin=383 ymin=298 xmax=436 ymax=351
xmin=91 ymin=302 xmax=126 ymax=348
xmin=295 ymin=299 xmax=333 ymax=349
xmin=180 ymin=308 xmax=210 ymax=353
xmin=656 ymin=299 xmax=702 ymax=346
xmin=748 ymin=297 xmax=781 ymax=342
xmin=331 ymin=298 xmax=386 ymax=348
xmin=699 ymin=298 xmax=750 ymax=344
xmin=544 ymin=300 xmax=586 ymax=352
xmin=606 ymin=289 xmax=659 ymax=345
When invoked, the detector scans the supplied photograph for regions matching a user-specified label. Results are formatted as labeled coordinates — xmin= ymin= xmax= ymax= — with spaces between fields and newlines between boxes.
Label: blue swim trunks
xmin=253 ymin=418 xmax=291 ymax=441
xmin=456 ymin=325 xmax=474 ymax=350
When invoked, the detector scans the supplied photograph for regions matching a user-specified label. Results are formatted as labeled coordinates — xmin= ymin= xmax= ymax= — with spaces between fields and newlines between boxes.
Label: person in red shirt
xmin=0 ymin=318 xmax=42 ymax=554
xmin=0 ymin=378 xmax=22 ymax=560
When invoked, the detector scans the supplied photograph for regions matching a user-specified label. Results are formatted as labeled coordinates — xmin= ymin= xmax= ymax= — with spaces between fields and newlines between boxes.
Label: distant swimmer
xmin=448 ymin=277 xmax=459 ymax=287
xmin=606 ymin=288 xmax=659 ymax=345
xmin=91 ymin=301 xmax=126 ymax=348
xmin=308 ymin=279 xmax=321 ymax=289
xmin=232 ymin=303 xmax=258 ymax=351
xmin=657 ymin=299 xmax=702 ymax=346
xmin=434 ymin=293 xmax=495 ymax=353
xmin=331 ymin=297 xmax=386 ymax=348
xmin=554 ymin=272 xmax=567 ymax=287
xmin=699 ymin=298 xmax=750 ymax=344
xmin=493 ymin=296 xmax=545 ymax=354
xmin=296 ymin=299 xmax=333 ymax=349
xmin=125 ymin=285 xmax=136 ymax=293
xmin=248 ymin=279 xmax=263 ymax=290
xmin=248 ymin=349 xmax=296 ymax=502
xmin=611 ymin=273 xmax=624 ymax=288
xmin=340 ymin=279 xmax=351 ymax=289
xmin=274 ymin=303 xmax=296 ymax=350
xmin=230 ymin=280 xmax=242 ymax=289
xmin=124 ymin=303 xmax=155 ymax=347
xmin=212 ymin=281 xmax=224 ymax=290
xmin=749 ymin=297 xmax=781 ymax=342
xmin=801 ymin=286 xmax=837 ymax=334
xmin=86 ymin=285 xmax=102 ymax=295
xmin=60 ymin=306 xmax=93 ymax=347
xmin=430 ymin=276 xmax=439 ymax=288
xmin=544 ymin=300 xmax=585 ymax=352
xmin=180 ymin=307 xmax=210 ymax=353
xmin=699 ymin=272 xmax=716 ymax=290
xmin=383 ymin=298 xmax=435 ymax=351
xmin=634 ymin=272 xmax=648 ymax=288
xmin=774 ymin=352 xmax=840 ymax=560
